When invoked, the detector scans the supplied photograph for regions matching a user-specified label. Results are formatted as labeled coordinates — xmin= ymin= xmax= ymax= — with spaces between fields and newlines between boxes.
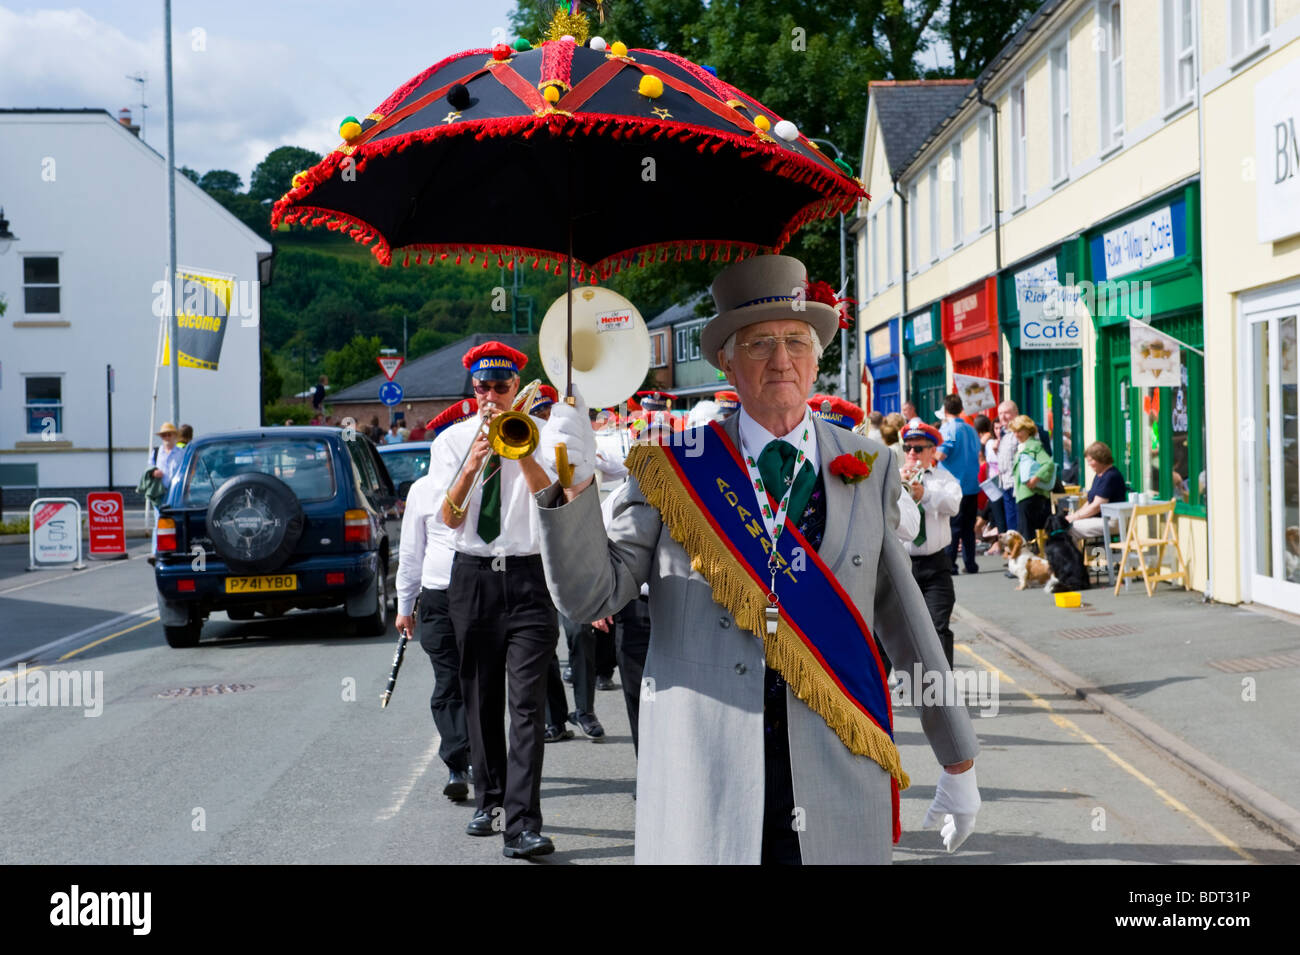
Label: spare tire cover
xmin=206 ymin=472 xmax=304 ymax=574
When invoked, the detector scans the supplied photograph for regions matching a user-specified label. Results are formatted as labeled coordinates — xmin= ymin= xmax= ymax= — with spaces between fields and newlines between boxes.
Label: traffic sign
xmin=87 ymin=491 xmax=127 ymax=559
xmin=379 ymin=381 xmax=404 ymax=406
xmin=376 ymin=356 xmax=404 ymax=380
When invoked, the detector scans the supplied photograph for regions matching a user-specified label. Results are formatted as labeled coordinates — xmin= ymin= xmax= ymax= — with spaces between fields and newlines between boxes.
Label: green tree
xmin=323 ymin=334 xmax=385 ymax=390
xmin=198 ymin=169 xmax=244 ymax=193
xmin=261 ymin=344 xmax=285 ymax=403
xmin=178 ymin=166 xmax=201 ymax=184
xmin=249 ymin=146 xmax=325 ymax=203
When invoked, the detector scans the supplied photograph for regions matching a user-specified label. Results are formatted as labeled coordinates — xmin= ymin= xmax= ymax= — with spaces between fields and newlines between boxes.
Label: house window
xmin=1010 ymin=83 xmax=1027 ymax=208
xmin=1099 ymin=1 xmax=1124 ymax=150
xmin=950 ymin=143 xmax=963 ymax=245
xmin=25 ymin=376 xmax=63 ymax=435
xmin=866 ymin=212 xmax=877 ymax=297
xmin=1229 ymin=0 xmax=1271 ymax=61
xmin=649 ymin=331 xmax=668 ymax=368
xmin=978 ymin=115 xmax=993 ymax=228
xmin=23 ymin=256 xmax=60 ymax=314
xmin=1162 ymin=0 xmax=1196 ymax=109
xmin=675 ymin=324 xmax=701 ymax=363
xmin=928 ymin=164 xmax=940 ymax=262
xmin=1050 ymin=43 xmax=1070 ymax=184
xmin=885 ymin=197 xmax=895 ymax=284
xmin=907 ymin=182 xmax=919 ymax=272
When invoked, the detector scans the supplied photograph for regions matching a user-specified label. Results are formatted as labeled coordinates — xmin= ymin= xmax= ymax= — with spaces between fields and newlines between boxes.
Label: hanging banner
xmin=952 ymin=373 xmax=997 ymax=413
xmin=161 ymin=268 xmax=235 ymax=371
xmin=1130 ymin=322 xmax=1181 ymax=386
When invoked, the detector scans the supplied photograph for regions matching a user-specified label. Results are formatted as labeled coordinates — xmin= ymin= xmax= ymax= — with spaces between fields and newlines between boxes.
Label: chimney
xmin=118 ymin=107 xmax=140 ymax=137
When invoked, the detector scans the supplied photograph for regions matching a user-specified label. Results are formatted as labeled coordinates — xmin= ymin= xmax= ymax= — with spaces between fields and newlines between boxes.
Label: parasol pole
xmin=552 ymin=158 xmax=576 ymax=487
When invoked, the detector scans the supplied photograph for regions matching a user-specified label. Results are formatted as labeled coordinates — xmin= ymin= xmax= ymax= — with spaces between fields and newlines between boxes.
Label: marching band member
xmin=807 ymin=395 xmax=921 ymax=547
xmin=429 ymin=341 xmax=558 ymax=859
xmin=533 ymin=255 xmax=980 ymax=864
xmin=394 ymin=398 xmax=478 ymax=804
xmin=899 ymin=419 xmax=963 ymax=668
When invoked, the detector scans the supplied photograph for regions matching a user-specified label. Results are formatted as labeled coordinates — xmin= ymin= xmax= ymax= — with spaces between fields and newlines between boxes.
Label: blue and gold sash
xmin=627 ymin=423 xmax=908 ymax=839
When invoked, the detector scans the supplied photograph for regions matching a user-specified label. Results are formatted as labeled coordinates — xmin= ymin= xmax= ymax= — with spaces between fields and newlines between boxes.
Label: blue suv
xmin=154 ymin=427 xmax=400 ymax=647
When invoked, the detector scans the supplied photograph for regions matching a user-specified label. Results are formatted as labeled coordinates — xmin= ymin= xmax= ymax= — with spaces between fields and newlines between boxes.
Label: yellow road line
xmin=58 ymin=617 xmax=158 ymax=661
xmin=955 ymin=642 xmax=1254 ymax=862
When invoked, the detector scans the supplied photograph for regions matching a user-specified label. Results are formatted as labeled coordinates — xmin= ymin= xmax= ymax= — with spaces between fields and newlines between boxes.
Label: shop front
xmin=1086 ymin=183 xmax=1207 ymax=578
xmin=941 ymin=278 xmax=1000 ymax=421
xmin=1000 ymin=244 xmax=1085 ymax=485
xmin=863 ymin=317 xmax=900 ymax=414
xmin=904 ymin=304 xmax=945 ymax=418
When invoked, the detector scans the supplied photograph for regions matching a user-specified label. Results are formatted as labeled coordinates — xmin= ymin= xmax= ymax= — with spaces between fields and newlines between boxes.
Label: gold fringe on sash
xmin=627 ymin=444 xmax=910 ymax=790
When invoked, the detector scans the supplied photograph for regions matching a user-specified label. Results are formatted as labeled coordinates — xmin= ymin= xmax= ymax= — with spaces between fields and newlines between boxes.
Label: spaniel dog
xmin=1042 ymin=513 xmax=1091 ymax=593
xmin=1001 ymin=530 xmax=1052 ymax=591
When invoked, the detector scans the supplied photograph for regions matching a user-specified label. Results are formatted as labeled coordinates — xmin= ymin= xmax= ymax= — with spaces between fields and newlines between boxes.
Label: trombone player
xmin=428 ymin=341 xmax=559 ymax=859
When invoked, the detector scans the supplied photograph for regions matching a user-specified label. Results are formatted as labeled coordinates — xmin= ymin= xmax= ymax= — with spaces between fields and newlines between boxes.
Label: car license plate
xmin=225 ymin=574 xmax=297 ymax=594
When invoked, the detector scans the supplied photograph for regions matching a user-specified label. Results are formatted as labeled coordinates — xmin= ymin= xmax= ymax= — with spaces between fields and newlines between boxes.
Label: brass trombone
xmin=444 ymin=379 xmax=543 ymax=517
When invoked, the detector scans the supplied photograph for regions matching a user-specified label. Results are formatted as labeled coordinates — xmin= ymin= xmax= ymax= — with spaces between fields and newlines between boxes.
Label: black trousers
xmin=1017 ymin=493 xmax=1051 ymax=545
xmin=613 ymin=596 xmax=651 ymax=752
xmin=560 ymin=613 xmax=597 ymax=715
xmin=910 ymin=551 xmax=956 ymax=667
xmin=417 ymin=587 xmax=470 ymax=774
xmin=448 ymin=553 xmax=558 ymax=840
xmin=946 ymin=493 xmax=980 ymax=572
xmin=544 ymin=654 xmax=570 ymax=729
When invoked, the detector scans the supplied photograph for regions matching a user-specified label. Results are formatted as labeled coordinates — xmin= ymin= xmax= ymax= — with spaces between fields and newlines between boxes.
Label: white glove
xmin=921 ymin=765 xmax=980 ymax=853
xmin=538 ymin=384 xmax=596 ymax=488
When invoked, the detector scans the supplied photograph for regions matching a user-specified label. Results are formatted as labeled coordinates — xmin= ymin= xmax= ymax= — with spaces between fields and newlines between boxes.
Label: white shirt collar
xmin=737 ymin=406 xmax=819 ymax=471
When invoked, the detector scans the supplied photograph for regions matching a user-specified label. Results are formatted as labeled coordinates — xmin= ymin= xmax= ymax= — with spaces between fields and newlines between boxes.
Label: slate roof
xmin=645 ymin=290 xmax=712 ymax=329
xmin=869 ymin=80 xmax=974 ymax=178
xmin=329 ymin=332 xmax=534 ymax=402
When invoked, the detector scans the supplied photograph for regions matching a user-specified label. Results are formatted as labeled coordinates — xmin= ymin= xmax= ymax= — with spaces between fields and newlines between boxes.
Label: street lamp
xmin=0 ymin=207 xmax=18 ymax=255
xmin=808 ymin=139 xmax=854 ymax=401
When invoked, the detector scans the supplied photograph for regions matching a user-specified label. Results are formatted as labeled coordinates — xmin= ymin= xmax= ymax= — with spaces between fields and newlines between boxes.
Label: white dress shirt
xmin=903 ymin=462 xmax=962 ymax=557
xmin=427 ymin=414 xmax=552 ymax=557
xmin=736 ymin=406 xmax=820 ymax=476
xmin=894 ymin=486 xmax=921 ymax=542
xmin=396 ymin=473 xmax=456 ymax=616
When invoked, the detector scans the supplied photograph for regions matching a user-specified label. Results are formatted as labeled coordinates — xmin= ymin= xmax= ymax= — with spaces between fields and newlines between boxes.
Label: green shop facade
xmin=999 ymin=241 xmax=1087 ymax=486
xmin=1085 ymin=182 xmax=1206 ymax=518
xmin=903 ymin=303 xmax=946 ymax=417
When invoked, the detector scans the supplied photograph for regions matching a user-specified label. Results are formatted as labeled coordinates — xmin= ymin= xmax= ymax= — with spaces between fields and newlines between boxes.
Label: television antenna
xmin=125 ymin=71 xmax=149 ymax=141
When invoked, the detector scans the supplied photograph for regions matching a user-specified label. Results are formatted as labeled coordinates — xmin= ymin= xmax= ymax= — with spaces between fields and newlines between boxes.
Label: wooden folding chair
xmin=1112 ymin=501 xmax=1190 ymax=596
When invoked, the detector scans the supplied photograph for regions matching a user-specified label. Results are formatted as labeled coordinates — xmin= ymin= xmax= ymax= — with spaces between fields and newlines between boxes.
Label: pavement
xmin=1 ymin=508 xmax=153 ymax=545
xmin=951 ymin=549 xmax=1300 ymax=847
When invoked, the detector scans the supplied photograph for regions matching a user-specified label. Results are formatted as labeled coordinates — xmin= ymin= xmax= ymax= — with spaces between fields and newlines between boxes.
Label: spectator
xmin=151 ymin=422 xmax=183 ymax=492
xmin=367 ymin=415 xmax=383 ymax=442
xmin=407 ymin=421 xmax=428 ymax=442
xmin=995 ymin=400 xmax=1020 ymax=535
xmin=1066 ymin=442 xmax=1127 ymax=542
xmin=935 ymin=394 xmax=981 ymax=575
xmin=1011 ymin=415 xmax=1055 ymax=543
xmin=901 ymin=400 xmax=917 ymax=421
xmin=383 ymin=421 xmax=402 ymax=445
xmin=178 ymin=424 xmax=193 ymax=447
xmin=324 ymin=415 xmax=335 ymax=427
xmin=973 ymin=414 xmax=1004 ymax=553
xmin=879 ymin=418 xmax=903 ymax=470
xmin=864 ymin=410 xmax=883 ymax=443
xmin=312 ymin=375 xmax=328 ymax=413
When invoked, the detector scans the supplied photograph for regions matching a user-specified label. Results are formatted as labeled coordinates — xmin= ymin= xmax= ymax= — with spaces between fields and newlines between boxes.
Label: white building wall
xmin=0 ymin=111 xmax=271 ymax=489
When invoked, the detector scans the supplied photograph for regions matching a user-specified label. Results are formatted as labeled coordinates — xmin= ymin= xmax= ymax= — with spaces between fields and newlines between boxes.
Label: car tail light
xmin=177 ymin=579 xmax=196 ymax=592
xmin=326 ymin=572 xmax=345 ymax=586
xmin=344 ymin=510 xmax=370 ymax=544
xmin=157 ymin=518 xmax=177 ymax=552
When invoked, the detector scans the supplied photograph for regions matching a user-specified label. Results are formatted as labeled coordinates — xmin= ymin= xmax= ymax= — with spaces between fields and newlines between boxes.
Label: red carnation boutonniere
xmin=830 ymin=450 xmax=877 ymax=484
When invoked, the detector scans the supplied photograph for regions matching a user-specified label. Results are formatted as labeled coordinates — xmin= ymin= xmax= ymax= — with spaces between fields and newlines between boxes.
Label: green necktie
xmin=757 ymin=440 xmax=815 ymax=527
xmin=476 ymin=453 xmax=501 ymax=543
xmin=913 ymin=502 xmax=926 ymax=546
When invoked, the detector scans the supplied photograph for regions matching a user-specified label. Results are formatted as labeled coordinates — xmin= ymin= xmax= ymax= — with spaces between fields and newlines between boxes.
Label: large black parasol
xmin=272 ymin=27 xmax=866 ymax=282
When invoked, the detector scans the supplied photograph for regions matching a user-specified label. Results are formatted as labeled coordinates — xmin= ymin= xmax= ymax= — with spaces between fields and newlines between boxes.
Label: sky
xmin=0 ymin=1 xmax=518 ymax=184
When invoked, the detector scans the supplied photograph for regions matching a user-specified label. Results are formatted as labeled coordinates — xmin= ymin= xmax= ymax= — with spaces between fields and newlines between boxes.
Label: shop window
xmin=25 ymin=375 xmax=63 ymax=436
xmin=23 ymin=256 xmax=61 ymax=314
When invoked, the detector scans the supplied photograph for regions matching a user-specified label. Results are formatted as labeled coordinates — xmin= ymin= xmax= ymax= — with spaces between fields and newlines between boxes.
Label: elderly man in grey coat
xmin=532 ymin=255 xmax=981 ymax=864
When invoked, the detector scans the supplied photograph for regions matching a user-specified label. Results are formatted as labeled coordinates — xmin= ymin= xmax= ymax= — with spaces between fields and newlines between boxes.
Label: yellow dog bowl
xmin=1054 ymin=591 xmax=1082 ymax=608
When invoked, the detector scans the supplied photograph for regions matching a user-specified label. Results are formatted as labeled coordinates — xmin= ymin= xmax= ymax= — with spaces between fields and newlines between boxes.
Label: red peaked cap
xmin=462 ymin=340 xmax=528 ymax=372
xmin=535 ymin=384 xmax=559 ymax=404
xmin=902 ymin=418 xmax=943 ymax=446
xmin=807 ymin=394 xmax=864 ymax=426
xmin=428 ymin=397 xmax=478 ymax=432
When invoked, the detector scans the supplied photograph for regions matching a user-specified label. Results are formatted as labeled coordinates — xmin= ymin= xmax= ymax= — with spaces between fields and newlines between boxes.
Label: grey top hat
xmin=700 ymin=254 xmax=841 ymax=369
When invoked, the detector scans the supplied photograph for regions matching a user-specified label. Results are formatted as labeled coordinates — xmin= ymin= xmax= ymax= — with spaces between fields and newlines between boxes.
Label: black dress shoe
xmin=544 ymin=723 xmax=574 ymax=743
xmin=561 ymin=666 xmax=573 ymax=685
xmin=465 ymin=810 xmax=496 ymax=836
xmin=596 ymin=675 xmax=618 ymax=691
xmin=502 ymin=830 xmax=554 ymax=859
xmin=569 ymin=710 xmax=606 ymax=741
xmin=443 ymin=769 xmax=470 ymax=802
